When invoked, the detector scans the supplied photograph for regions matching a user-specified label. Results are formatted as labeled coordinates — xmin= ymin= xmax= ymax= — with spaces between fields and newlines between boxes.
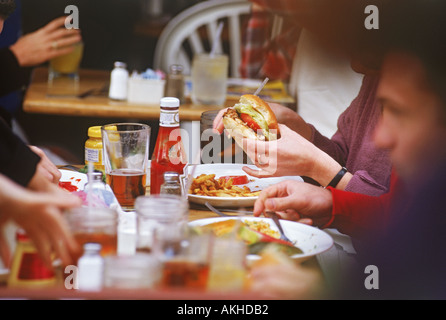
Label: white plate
xmin=59 ymin=169 xmax=121 ymax=211
xmin=189 ymin=216 xmax=333 ymax=262
xmin=185 ymin=163 xmax=303 ymax=208
xmin=59 ymin=169 xmax=88 ymax=191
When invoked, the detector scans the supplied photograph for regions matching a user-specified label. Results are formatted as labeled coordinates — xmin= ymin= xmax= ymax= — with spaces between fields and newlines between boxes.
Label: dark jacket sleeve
xmin=0 ymin=47 xmax=32 ymax=97
xmin=0 ymin=117 xmax=40 ymax=187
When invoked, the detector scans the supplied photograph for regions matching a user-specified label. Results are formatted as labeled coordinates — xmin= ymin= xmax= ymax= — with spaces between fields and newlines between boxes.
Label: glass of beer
xmin=160 ymin=233 xmax=213 ymax=290
xmin=63 ymin=206 xmax=118 ymax=261
xmin=102 ymin=123 xmax=151 ymax=211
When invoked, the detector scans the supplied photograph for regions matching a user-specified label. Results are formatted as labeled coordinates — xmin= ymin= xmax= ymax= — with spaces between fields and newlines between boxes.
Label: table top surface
xmin=23 ymin=67 xmax=236 ymax=121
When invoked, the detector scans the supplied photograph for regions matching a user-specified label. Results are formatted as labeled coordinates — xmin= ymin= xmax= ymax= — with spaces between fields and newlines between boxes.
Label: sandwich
xmin=222 ymin=94 xmax=280 ymax=146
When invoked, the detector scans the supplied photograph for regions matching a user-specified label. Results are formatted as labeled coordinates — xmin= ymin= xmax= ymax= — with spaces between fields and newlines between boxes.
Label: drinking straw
xmin=254 ymin=77 xmax=269 ymax=96
xmin=87 ymin=162 xmax=94 ymax=211
xmin=210 ymin=21 xmax=224 ymax=57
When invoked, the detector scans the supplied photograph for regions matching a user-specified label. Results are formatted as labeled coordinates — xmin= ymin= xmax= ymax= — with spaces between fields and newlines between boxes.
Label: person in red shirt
xmin=251 ymin=0 xmax=446 ymax=299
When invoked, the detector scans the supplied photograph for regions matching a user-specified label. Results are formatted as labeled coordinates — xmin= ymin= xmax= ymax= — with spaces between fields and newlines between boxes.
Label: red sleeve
xmin=324 ymin=173 xmax=398 ymax=238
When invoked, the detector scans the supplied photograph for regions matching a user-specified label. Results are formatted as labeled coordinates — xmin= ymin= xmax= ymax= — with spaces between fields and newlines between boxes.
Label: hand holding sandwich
xmin=216 ymin=95 xmax=352 ymax=188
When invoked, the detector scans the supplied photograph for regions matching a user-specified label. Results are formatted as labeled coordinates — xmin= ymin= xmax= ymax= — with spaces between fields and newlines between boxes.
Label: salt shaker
xmin=109 ymin=61 xmax=129 ymax=100
xmin=160 ymin=171 xmax=182 ymax=196
xmin=77 ymin=243 xmax=104 ymax=291
xmin=164 ymin=64 xmax=185 ymax=103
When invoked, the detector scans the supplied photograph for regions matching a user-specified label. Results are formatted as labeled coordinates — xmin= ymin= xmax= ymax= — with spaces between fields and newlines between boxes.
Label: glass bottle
xmin=109 ymin=61 xmax=129 ymax=101
xmin=77 ymin=243 xmax=104 ymax=291
xmin=84 ymin=171 xmax=115 ymax=208
xmin=164 ymin=64 xmax=185 ymax=104
xmin=150 ymin=97 xmax=187 ymax=194
xmin=84 ymin=126 xmax=104 ymax=171
xmin=160 ymin=171 xmax=182 ymax=196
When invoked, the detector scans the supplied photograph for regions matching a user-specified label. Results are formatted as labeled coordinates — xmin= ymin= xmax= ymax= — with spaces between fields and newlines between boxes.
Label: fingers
xmin=242 ymin=166 xmax=272 ymax=178
xmin=253 ymin=182 xmax=288 ymax=216
xmin=29 ymin=146 xmax=61 ymax=184
xmin=43 ymin=16 xmax=68 ymax=31
xmin=212 ymin=108 xmax=228 ymax=134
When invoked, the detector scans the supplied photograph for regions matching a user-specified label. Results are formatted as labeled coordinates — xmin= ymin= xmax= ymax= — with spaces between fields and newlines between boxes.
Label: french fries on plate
xmin=188 ymin=174 xmax=261 ymax=197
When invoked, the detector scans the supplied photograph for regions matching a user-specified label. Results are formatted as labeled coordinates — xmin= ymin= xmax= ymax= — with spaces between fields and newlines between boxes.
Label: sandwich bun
xmin=222 ymin=95 xmax=280 ymax=146
xmin=241 ymin=94 xmax=279 ymax=136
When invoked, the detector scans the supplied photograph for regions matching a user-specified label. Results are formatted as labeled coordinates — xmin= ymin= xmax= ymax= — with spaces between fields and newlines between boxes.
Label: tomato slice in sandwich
xmin=239 ymin=113 xmax=261 ymax=131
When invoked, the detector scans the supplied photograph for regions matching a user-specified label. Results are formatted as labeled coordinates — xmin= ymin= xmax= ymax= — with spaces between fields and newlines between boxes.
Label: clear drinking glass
xmin=134 ymin=194 xmax=189 ymax=254
xmin=103 ymin=253 xmax=162 ymax=289
xmin=101 ymin=123 xmax=151 ymax=211
xmin=207 ymin=237 xmax=247 ymax=292
xmin=191 ymin=53 xmax=228 ymax=105
xmin=160 ymin=233 xmax=213 ymax=290
xmin=47 ymin=42 xmax=84 ymax=96
xmin=63 ymin=206 xmax=118 ymax=260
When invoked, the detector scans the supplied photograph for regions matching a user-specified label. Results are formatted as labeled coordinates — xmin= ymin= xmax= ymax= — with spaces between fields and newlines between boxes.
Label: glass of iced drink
xmin=191 ymin=53 xmax=228 ymax=106
xmin=49 ymin=41 xmax=84 ymax=80
xmin=102 ymin=123 xmax=151 ymax=211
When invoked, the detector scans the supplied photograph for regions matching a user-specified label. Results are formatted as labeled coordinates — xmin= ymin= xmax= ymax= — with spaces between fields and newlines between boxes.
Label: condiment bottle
xmin=150 ymin=97 xmax=187 ymax=194
xmin=8 ymin=229 xmax=57 ymax=288
xmin=160 ymin=171 xmax=182 ymax=196
xmin=109 ymin=61 xmax=129 ymax=101
xmin=85 ymin=126 xmax=104 ymax=171
xmin=84 ymin=171 xmax=115 ymax=208
xmin=164 ymin=64 xmax=185 ymax=104
xmin=77 ymin=243 xmax=104 ymax=291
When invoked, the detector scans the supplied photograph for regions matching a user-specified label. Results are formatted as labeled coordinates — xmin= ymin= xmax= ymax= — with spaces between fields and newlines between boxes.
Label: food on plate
xmin=250 ymin=244 xmax=297 ymax=268
xmin=248 ymin=242 xmax=303 ymax=256
xmin=219 ymin=175 xmax=249 ymax=185
xmin=188 ymin=173 xmax=260 ymax=197
xmin=243 ymin=219 xmax=280 ymax=239
xmin=222 ymin=94 xmax=280 ymax=147
xmin=59 ymin=180 xmax=79 ymax=192
xmin=193 ymin=219 xmax=303 ymax=257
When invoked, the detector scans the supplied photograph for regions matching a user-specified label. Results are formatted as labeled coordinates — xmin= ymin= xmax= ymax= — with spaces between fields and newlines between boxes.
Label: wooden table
xmin=0 ymin=204 xmax=323 ymax=300
xmin=23 ymin=67 xmax=238 ymax=162
xmin=23 ymin=67 xmax=236 ymax=121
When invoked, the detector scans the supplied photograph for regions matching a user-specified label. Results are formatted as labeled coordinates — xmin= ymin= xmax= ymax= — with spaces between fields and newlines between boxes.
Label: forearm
xmin=310 ymin=124 xmax=347 ymax=165
xmin=0 ymin=119 xmax=40 ymax=187
xmin=0 ymin=48 xmax=32 ymax=96
xmin=326 ymin=187 xmax=392 ymax=238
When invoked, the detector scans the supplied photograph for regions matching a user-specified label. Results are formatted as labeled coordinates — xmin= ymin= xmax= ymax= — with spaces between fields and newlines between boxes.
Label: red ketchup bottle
xmin=150 ymin=97 xmax=187 ymax=194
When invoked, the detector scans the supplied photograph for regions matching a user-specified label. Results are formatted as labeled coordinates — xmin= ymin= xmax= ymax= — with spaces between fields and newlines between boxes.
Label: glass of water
xmin=191 ymin=53 xmax=228 ymax=106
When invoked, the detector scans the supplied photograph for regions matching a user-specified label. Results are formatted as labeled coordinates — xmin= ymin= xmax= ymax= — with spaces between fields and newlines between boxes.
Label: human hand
xmin=212 ymin=102 xmax=311 ymax=139
xmin=0 ymin=175 xmax=82 ymax=269
xmin=10 ymin=16 xmax=81 ymax=67
xmin=242 ymin=124 xmax=344 ymax=185
xmin=253 ymin=180 xmax=333 ymax=227
xmin=249 ymin=247 xmax=324 ymax=299
xmin=28 ymin=146 xmax=61 ymax=186
xmin=212 ymin=107 xmax=229 ymax=134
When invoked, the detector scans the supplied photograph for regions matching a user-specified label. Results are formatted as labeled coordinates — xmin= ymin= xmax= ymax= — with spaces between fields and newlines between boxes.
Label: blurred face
xmin=0 ymin=18 xmax=4 ymax=33
xmin=374 ymin=52 xmax=446 ymax=183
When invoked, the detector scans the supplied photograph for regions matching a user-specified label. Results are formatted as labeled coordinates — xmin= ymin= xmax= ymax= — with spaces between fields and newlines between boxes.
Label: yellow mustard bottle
xmin=85 ymin=126 xmax=104 ymax=171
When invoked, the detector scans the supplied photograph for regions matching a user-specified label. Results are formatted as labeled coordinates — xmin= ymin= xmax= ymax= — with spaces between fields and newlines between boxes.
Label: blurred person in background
xmin=0 ymin=0 xmax=82 ymax=270
xmin=251 ymin=0 xmax=446 ymax=299
xmin=215 ymin=0 xmax=391 ymax=197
